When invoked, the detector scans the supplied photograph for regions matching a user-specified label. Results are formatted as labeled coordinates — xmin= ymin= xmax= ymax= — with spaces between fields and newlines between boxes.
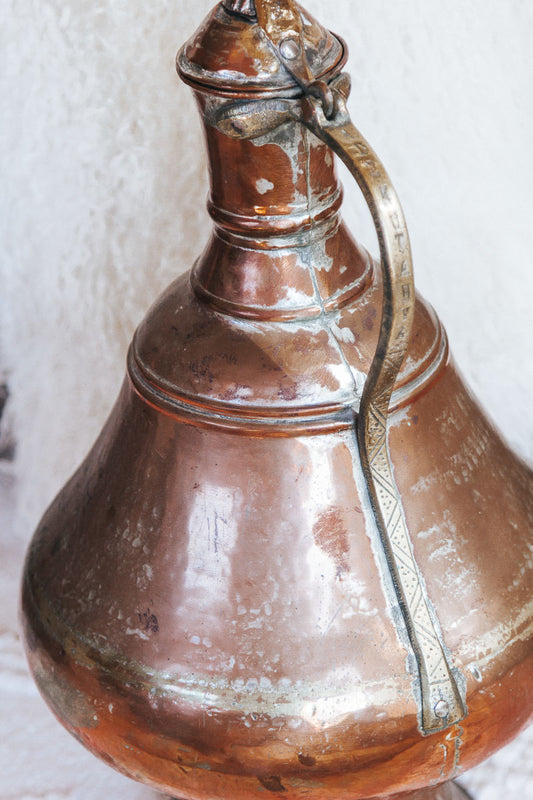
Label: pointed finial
xmin=222 ymin=0 xmax=257 ymax=17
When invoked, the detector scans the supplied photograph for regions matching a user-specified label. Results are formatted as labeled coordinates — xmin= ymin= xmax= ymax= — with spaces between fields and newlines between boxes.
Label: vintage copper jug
xmin=21 ymin=1 xmax=533 ymax=799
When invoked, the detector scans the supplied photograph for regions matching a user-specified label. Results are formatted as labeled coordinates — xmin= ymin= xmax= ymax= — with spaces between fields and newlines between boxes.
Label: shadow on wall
xmin=0 ymin=383 xmax=15 ymax=464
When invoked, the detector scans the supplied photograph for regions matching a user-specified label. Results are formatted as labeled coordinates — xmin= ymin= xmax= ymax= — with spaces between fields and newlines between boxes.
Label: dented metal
xmin=21 ymin=2 xmax=533 ymax=800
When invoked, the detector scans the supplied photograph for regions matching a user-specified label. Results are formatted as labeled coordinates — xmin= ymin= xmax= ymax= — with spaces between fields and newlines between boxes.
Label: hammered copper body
xmin=21 ymin=2 xmax=533 ymax=799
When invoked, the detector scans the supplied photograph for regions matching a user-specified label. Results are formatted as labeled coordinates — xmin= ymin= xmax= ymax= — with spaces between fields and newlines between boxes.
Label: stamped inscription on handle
xmin=303 ymin=98 xmax=467 ymax=732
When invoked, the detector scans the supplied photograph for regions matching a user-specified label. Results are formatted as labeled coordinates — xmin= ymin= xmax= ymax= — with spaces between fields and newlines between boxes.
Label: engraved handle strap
xmin=303 ymin=95 xmax=467 ymax=733
xmin=254 ymin=0 xmax=467 ymax=733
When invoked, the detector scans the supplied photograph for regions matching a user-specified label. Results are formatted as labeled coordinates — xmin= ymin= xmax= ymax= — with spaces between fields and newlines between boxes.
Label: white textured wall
xmin=1 ymin=0 xmax=532 ymax=540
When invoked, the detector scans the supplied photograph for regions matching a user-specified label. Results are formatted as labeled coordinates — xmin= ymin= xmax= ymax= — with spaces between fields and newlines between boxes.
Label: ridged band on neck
xmin=207 ymin=186 xmax=343 ymax=237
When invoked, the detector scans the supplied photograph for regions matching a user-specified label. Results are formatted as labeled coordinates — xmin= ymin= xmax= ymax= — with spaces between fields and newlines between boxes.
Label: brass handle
xmin=252 ymin=0 xmax=466 ymax=734
xmin=302 ymin=93 xmax=467 ymax=733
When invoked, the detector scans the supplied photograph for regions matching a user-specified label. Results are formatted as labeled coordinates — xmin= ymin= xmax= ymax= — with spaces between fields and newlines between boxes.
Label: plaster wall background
xmin=0 ymin=1 xmax=532 ymax=797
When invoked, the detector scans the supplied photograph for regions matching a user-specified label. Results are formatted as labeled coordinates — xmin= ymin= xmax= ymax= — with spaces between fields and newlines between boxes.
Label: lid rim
xmin=176 ymin=36 xmax=348 ymax=98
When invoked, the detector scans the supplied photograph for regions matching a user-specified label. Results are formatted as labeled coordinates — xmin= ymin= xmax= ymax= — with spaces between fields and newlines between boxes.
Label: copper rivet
xmin=434 ymin=700 xmax=450 ymax=719
xmin=279 ymin=37 xmax=301 ymax=60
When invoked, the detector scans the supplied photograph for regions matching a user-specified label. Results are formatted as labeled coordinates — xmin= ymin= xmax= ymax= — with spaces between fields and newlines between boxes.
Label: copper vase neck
xmin=190 ymin=91 xmax=373 ymax=322
xmin=177 ymin=0 xmax=352 ymax=321
xmin=199 ymin=98 xmax=342 ymax=239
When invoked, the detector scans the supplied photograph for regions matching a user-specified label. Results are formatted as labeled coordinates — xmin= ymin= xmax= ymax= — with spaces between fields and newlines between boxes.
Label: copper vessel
xmin=21 ymin=2 xmax=533 ymax=799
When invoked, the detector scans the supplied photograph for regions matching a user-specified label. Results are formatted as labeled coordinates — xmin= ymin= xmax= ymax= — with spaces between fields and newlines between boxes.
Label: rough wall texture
xmin=1 ymin=1 xmax=532 ymax=534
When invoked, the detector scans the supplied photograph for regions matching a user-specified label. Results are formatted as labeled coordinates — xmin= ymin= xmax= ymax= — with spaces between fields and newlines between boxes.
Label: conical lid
xmin=177 ymin=0 xmax=346 ymax=95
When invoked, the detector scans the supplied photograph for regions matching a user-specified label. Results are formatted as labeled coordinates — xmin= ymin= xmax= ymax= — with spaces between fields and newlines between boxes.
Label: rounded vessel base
xmin=168 ymin=783 xmax=473 ymax=800
xmin=381 ymin=781 xmax=473 ymax=800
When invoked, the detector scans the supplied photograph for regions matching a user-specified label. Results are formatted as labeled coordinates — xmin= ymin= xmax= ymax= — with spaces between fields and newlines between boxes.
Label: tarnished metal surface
xmin=177 ymin=1 xmax=345 ymax=96
xmin=22 ymin=364 xmax=533 ymax=799
xmin=223 ymin=0 xmax=257 ymax=16
xmin=21 ymin=2 xmax=533 ymax=800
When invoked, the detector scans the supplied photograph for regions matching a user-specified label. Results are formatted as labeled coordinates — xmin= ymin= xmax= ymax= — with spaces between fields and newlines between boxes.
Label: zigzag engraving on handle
xmin=302 ymin=98 xmax=467 ymax=733
xmin=362 ymin=398 xmax=467 ymax=731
